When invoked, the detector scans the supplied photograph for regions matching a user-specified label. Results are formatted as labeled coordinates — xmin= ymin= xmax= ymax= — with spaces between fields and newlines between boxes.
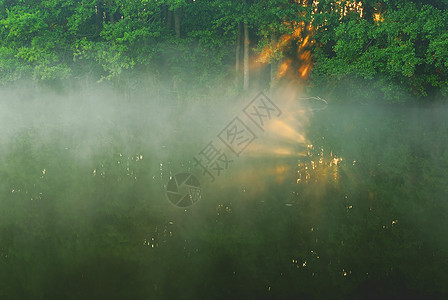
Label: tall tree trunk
xmin=174 ymin=7 xmax=181 ymax=38
xmin=235 ymin=22 xmax=241 ymax=87
xmin=157 ymin=4 xmax=162 ymax=25
xmin=109 ymin=6 xmax=115 ymax=24
xmin=160 ymin=5 xmax=165 ymax=25
xmin=96 ymin=2 xmax=104 ymax=33
xmin=235 ymin=22 xmax=241 ymax=73
xmin=243 ymin=22 xmax=249 ymax=91
xmin=167 ymin=8 xmax=173 ymax=30
xmin=270 ymin=34 xmax=278 ymax=90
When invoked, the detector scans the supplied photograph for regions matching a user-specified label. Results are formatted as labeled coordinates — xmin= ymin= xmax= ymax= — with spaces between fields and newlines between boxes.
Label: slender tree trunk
xmin=157 ymin=5 xmax=162 ymax=25
xmin=235 ymin=22 xmax=241 ymax=87
xmin=174 ymin=7 xmax=181 ymax=38
xmin=160 ymin=5 xmax=165 ymax=25
xmin=270 ymin=34 xmax=278 ymax=90
xmin=109 ymin=7 xmax=115 ymax=24
xmin=235 ymin=22 xmax=241 ymax=73
xmin=243 ymin=22 xmax=249 ymax=91
xmin=167 ymin=8 xmax=173 ymax=30
xmin=95 ymin=2 xmax=102 ymax=33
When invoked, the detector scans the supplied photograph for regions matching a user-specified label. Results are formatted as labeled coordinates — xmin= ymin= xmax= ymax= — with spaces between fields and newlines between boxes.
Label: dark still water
xmin=0 ymin=95 xmax=447 ymax=299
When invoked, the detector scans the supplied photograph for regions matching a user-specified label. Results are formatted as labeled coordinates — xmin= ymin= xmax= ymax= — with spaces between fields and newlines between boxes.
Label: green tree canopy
xmin=0 ymin=0 xmax=447 ymax=101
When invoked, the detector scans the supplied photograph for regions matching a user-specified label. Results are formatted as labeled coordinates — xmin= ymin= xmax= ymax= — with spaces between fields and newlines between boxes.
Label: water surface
xmin=1 ymin=96 xmax=447 ymax=299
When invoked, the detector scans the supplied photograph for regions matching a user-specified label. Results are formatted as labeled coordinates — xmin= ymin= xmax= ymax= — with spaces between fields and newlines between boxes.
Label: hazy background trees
xmin=0 ymin=0 xmax=447 ymax=102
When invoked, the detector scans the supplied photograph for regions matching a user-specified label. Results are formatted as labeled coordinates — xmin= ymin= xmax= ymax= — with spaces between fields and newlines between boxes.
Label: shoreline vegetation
xmin=1 ymin=1 xmax=447 ymax=103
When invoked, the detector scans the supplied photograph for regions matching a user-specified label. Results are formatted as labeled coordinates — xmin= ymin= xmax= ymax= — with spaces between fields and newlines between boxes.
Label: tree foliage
xmin=311 ymin=0 xmax=448 ymax=101
xmin=0 ymin=0 xmax=447 ymax=101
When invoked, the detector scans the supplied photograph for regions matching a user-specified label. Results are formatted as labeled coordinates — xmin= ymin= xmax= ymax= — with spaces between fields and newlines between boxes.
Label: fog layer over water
xmin=0 ymin=87 xmax=447 ymax=298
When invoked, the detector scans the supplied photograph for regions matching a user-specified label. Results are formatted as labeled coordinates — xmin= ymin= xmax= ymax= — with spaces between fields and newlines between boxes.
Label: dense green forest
xmin=1 ymin=0 xmax=447 ymax=101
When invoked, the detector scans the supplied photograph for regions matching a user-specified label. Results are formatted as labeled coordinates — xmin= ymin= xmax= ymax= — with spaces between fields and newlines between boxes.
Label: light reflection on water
xmin=1 ymin=102 xmax=447 ymax=298
xmin=297 ymin=142 xmax=345 ymax=184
